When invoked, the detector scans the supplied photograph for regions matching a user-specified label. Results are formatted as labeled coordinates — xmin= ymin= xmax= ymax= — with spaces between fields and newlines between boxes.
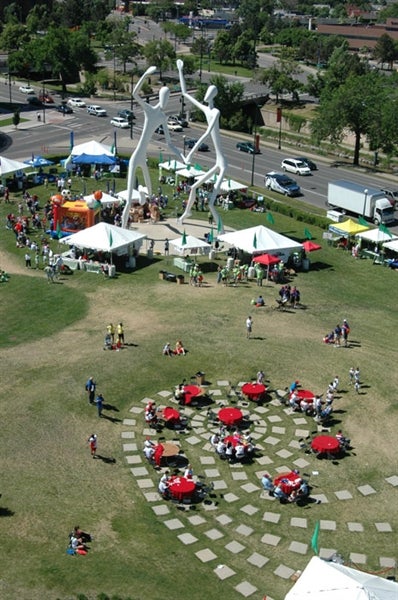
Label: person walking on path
xmin=85 ymin=377 xmax=96 ymax=405
xmin=88 ymin=434 xmax=97 ymax=458
xmin=164 ymin=238 xmax=169 ymax=256
xmin=25 ymin=252 xmax=31 ymax=268
xmin=246 ymin=316 xmax=253 ymax=339
xmin=349 ymin=366 xmax=355 ymax=385
xmin=117 ymin=323 xmax=125 ymax=346
xmin=107 ymin=323 xmax=115 ymax=345
xmin=95 ymin=393 xmax=104 ymax=418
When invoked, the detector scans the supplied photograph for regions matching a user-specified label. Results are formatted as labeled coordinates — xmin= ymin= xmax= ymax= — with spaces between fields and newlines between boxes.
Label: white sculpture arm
xmin=163 ymin=124 xmax=185 ymax=164
xmin=186 ymin=110 xmax=218 ymax=164
xmin=133 ymin=66 xmax=156 ymax=109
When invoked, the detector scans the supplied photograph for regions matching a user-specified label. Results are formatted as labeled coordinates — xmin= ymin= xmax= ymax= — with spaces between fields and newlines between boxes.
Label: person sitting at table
xmin=184 ymin=464 xmax=194 ymax=479
xmin=225 ymin=441 xmax=235 ymax=463
xmin=289 ymin=390 xmax=300 ymax=411
xmin=235 ymin=443 xmax=246 ymax=461
xmin=174 ymin=340 xmax=186 ymax=355
xmin=335 ymin=429 xmax=351 ymax=451
xmin=144 ymin=444 xmax=155 ymax=463
xmin=145 ymin=408 xmax=157 ymax=427
xmin=337 ymin=236 xmax=348 ymax=250
xmin=256 ymin=370 xmax=265 ymax=384
xmin=174 ymin=384 xmax=186 ymax=406
xmin=255 ymin=295 xmax=265 ymax=307
xmin=144 ymin=437 xmax=156 ymax=449
xmin=300 ymin=398 xmax=314 ymax=415
xmin=162 ymin=342 xmax=173 ymax=356
xmin=160 ymin=470 xmax=170 ymax=484
xmin=261 ymin=474 xmax=275 ymax=495
xmin=216 ymin=439 xmax=227 ymax=458
xmin=210 ymin=433 xmax=220 ymax=448
xmin=273 ymin=485 xmax=288 ymax=503
xmin=158 ymin=476 xmax=170 ymax=499
xmin=145 ymin=400 xmax=156 ymax=413
xmin=289 ymin=380 xmax=300 ymax=394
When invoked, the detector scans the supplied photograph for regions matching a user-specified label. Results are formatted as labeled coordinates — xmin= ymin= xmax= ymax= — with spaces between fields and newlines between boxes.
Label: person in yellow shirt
xmin=107 ymin=323 xmax=115 ymax=344
xmin=117 ymin=322 xmax=124 ymax=345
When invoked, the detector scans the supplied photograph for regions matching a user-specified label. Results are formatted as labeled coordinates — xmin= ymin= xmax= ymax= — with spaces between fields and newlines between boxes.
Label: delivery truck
xmin=327 ymin=180 xmax=395 ymax=225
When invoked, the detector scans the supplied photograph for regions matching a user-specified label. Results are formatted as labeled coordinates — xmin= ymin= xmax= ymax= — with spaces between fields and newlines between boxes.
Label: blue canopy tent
xmin=72 ymin=153 xmax=117 ymax=165
xmin=24 ymin=155 xmax=54 ymax=168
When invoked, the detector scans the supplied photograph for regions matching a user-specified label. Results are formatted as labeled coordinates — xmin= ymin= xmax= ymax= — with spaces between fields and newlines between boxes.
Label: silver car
xmin=281 ymin=158 xmax=311 ymax=176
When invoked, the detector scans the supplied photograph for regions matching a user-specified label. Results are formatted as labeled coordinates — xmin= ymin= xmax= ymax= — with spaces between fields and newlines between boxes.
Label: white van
xmin=281 ymin=158 xmax=311 ymax=176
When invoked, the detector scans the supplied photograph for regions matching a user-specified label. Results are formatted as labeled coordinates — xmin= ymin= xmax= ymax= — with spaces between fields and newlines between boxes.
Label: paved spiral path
xmin=121 ymin=381 xmax=397 ymax=599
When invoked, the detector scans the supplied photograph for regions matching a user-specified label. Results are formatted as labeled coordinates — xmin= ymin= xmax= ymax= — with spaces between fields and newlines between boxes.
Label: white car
xmin=19 ymin=85 xmax=34 ymax=94
xmin=110 ymin=117 xmax=130 ymax=129
xmin=68 ymin=97 xmax=86 ymax=108
xmin=281 ymin=158 xmax=311 ymax=176
xmin=87 ymin=104 xmax=107 ymax=117
xmin=167 ymin=119 xmax=183 ymax=132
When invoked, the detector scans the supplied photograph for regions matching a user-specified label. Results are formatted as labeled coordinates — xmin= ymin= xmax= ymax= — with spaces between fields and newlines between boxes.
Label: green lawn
xmin=0 ymin=176 xmax=397 ymax=600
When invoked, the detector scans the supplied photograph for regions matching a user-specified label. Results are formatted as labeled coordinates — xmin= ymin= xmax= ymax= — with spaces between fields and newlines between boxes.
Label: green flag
xmin=379 ymin=223 xmax=393 ymax=237
xmin=159 ymin=152 xmax=163 ymax=164
xmin=253 ymin=233 xmax=257 ymax=249
xmin=358 ymin=216 xmax=368 ymax=226
xmin=208 ymin=228 xmax=214 ymax=243
xmin=217 ymin=218 xmax=223 ymax=234
xmin=182 ymin=230 xmax=187 ymax=246
xmin=304 ymin=228 xmax=312 ymax=240
xmin=267 ymin=212 xmax=275 ymax=225
xmin=311 ymin=521 xmax=320 ymax=555
xmin=109 ymin=229 xmax=113 ymax=248
xmin=56 ymin=221 xmax=62 ymax=239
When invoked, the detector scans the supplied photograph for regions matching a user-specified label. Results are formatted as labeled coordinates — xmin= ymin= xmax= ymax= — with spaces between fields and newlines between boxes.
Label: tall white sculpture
xmin=122 ymin=66 xmax=185 ymax=229
xmin=177 ymin=59 xmax=227 ymax=229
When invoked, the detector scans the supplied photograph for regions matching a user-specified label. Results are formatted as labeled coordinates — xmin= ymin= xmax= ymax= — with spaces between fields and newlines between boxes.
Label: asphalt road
xmin=1 ymin=83 xmax=397 ymax=232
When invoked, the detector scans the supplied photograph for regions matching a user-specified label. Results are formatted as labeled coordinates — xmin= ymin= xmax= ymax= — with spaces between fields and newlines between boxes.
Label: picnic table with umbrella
xmin=253 ymin=253 xmax=281 ymax=280
xmin=302 ymin=241 xmax=322 ymax=253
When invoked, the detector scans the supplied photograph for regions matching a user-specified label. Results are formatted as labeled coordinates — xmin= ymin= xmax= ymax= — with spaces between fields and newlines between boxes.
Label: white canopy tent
xmin=218 ymin=225 xmax=303 ymax=261
xmin=0 ymin=156 xmax=29 ymax=177
xmin=64 ymin=140 xmax=115 ymax=170
xmin=83 ymin=192 xmax=123 ymax=207
xmin=355 ymin=229 xmax=397 ymax=244
xmin=60 ymin=222 xmax=146 ymax=256
xmin=117 ymin=187 xmax=148 ymax=205
xmin=159 ymin=160 xmax=185 ymax=172
xmin=383 ymin=239 xmax=398 ymax=253
xmin=176 ymin=166 xmax=207 ymax=178
xmin=220 ymin=178 xmax=248 ymax=192
xmin=284 ymin=557 xmax=398 ymax=600
xmin=170 ymin=234 xmax=211 ymax=256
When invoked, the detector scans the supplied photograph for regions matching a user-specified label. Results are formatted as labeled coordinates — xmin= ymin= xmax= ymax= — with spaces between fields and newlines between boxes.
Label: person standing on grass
xmin=107 ymin=323 xmax=115 ymax=345
xmin=95 ymin=393 xmax=104 ymax=418
xmin=24 ymin=252 xmax=31 ymax=268
xmin=85 ymin=376 xmax=96 ymax=405
xmin=88 ymin=434 xmax=97 ymax=458
xmin=342 ymin=319 xmax=350 ymax=347
xmin=246 ymin=316 xmax=253 ymax=339
xmin=117 ymin=322 xmax=125 ymax=346
xmin=349 ymin=366 xmax=355 ymax=385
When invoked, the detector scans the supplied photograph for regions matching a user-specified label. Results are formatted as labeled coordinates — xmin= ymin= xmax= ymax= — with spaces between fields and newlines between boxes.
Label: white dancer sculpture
xmin=177 ymin=59 xmax=227 ymax=229
xmin=122 ymin=66 xmax=185 ymax=229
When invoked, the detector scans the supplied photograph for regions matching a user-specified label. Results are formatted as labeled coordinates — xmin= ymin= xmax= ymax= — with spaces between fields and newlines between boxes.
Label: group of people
xmin=278 ymin=285 xmax=301 ymax=307
xmin=68 ymin=525 xmax=92 ymax=555
xmin=162 ymin=340 xmax=186 ymax=356
xmin=144 ymin=400 xmax=158 ymax=427
xmin=261 ymin=471 xmax=311 ymax=504
xmin=104 ymin=322 xmax=125 ymax=350
xmin=323 ymin=319 xmax=350 ymax=347
xmin=85 ymin=376 xmax=105 ymax=418
xmin=211 ymin=430 xmax=255 ymax=463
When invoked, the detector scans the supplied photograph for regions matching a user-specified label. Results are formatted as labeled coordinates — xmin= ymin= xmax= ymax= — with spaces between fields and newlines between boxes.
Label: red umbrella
xmin=302 ymin=241 xmax=322 ymax=252
xmin=253 ymin=254 xmax=281 ymax=266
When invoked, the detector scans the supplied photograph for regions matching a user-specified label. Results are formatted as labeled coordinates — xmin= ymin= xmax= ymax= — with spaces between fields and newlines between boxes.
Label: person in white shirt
xmin=216 ymin=440 xmax=226 ymax=456
xmin=235 ymin=444 xmax=246 ymax=460
xmin=144 ymin=446 xmax=155 ymax=462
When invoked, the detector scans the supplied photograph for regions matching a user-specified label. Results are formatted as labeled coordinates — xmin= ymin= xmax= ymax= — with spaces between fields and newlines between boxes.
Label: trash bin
xmin=195 ymin=371 xmax=205 ymax=385
xmin=147 ymin=249 xmax=153 ymax=259
xmin=177 ymin=274 xmax=184 ymax=285
xmin=209 ymin=249 xmax=215 ymax=260
xmin=159 ymin=270 xmax=166 ymax=280
xmin=302 ymin=258 xmax=310 ymax=272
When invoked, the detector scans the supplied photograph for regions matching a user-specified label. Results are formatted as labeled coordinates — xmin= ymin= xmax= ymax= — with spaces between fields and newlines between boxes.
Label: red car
xmin=39 ymin=93 xmax=55 ymax=104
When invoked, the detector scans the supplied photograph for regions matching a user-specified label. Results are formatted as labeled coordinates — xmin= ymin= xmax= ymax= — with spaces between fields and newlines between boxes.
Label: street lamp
xmin=42 ymin=80 xmax=46 ymax=124
xmin=130 ymin=71 xmax=134 ymax=140
xmin=183 ymin=135 xmax=186 ymax=157
xmin=363 ymin=188 xmax=368 ymax=217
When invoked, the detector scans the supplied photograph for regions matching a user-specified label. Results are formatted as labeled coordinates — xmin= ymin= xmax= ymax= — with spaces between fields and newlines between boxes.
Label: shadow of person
xmin=102 ymin=403 xmax=120 ymax=412
xmin=95 ymin=455 xmax=116 ymax=464
xmin=101 ymin=414 xmax=123 ymax=423
xmin=0 ymin=506 xmax=15 ymax=517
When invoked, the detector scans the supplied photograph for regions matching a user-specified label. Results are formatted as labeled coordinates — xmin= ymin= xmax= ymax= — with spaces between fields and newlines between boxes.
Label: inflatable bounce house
xmin=51 ymin=190 xmax=102 ymax=238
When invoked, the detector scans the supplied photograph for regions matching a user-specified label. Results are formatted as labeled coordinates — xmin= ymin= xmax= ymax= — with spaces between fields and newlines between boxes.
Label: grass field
xmin=0 ymin=178 xmax=397 ymax=600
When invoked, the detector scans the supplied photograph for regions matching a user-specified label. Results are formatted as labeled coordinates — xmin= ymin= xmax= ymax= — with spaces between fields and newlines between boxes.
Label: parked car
xmin=167 ymin=119 xmax=183 ymax=132
xmin=68 ymin=97 xmax=86 ymax=108
xmin=19 ymin=85 xmax=34 ymax=94
xmin=380 ymin=188 xmax=398 ymax=208
xmin=39 ymin=93 xmax=55 ymax=104
xmin=117 ymin=109 xmax=135 ymax=121
xmin=265 ymin=171 xmax=301 ymax=196
xmin=185 ymin=138 xmax=209 ymax=152
xmin=295 ymin=156 xmax=317 ymax=171
xmin=27 ymin=96 xmax=43 ymax=107
xmin=169 ymin=114 xmax=188 ymax=128
xmin=236 ymin=141 xmax=260 ymax=154
xmin=56 ymin=104 xmax=73 ymax=114
xmin=281 ymin=158 xmax=311 ymax=175
xmin=110 ymin=117 xmax=130 ymax=129
xmin=87 ymin=104 xmax=107 ymax=117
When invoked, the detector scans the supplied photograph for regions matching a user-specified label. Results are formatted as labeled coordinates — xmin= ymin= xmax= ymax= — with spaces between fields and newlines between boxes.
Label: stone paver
xmin=123 ymin=443 xmax=138 ymax=452
xmin=187 ymin=515 xmax=207 ymax=526
xmin=335 ymin=490 xmax=353 ymax=500
xmin=152 ymin=504 xmax=170 ymax=516
xmin=312 ymin=493 xmax=328 ymax=504
xmin=204 ymin=468 xmax=220 ymax=478
xmin=129 ymin=406 xmax=143 ymax=414
xmin=163 ymin=518 xmax=185 ymax=530
xmin=320 ymin=520 xmax=337 ymax=531
xmin=125 ymin=455 xmax=142 ymax=464
xmin=223 ymin=492 xmax=240 ymax=503
xmin=123 ymin=419 xmax=136 ymax=426
xmin=256 ymin=455 xmax=274 ymax=465
xmin=268 ymin=415 xmax=282 ymax=423
xmin=205 ymin=528 xmax=224 ymax=540
xmin=288 ymin=541 xmax=308 ymax=554
xmin=293 ymin=457 xmax=310 ymax=468
xmin=292 ymin=417 xmax=307 ymax=425
xmin=261 ymin=533 xmax=281 ymax=546
xmin=275 ymin=449 xmax=293 ymax=459
xmin=295 ymin=429 xmax=310 ymax=438
xmin=235 ymin=524 xmax=254 ymax=537
xmin=130 ymin=466 xmax=149 ymax=476
xmin=272 ymin=426 xmax=286 ymax=435
xmin=216 ymin=514 xmax=233 ymax=525
xmin=240 ymin=482 xmax=260 ymax=493
xmin=136 ymin=478 xmax=154 ymax=489
xmin=217 ymin=380 xmax=230 ymax=386
xmin=357 ymin=484 xmax=377 ymax=496
xmin=185 ymin=435 xmax=202 ymax=445
xmin=143 ymin=492 xmax=160 ymax=502
xmin=375 ymin=522 xmax=393 ymax=532
xmin=264 ymin=436 xmax=281 ymax=446
xmin=177 ymin=533 xmax=198 ymax=545
xmin=385 ymin=475 xmax=398 ymax=487
xmin=200 ymin=456 xmax=216 ymax=466
xmin=319 ymin=547 xmax=337 ymax=559
xmin=157 ymin=390 xmax=172 ymax=397
xmin=349 ymin=552 xmax=367 ymax=564
xmin=196 ymin=548 xmax=217 ymax=563
xmin=234 ymin=581 xmax=258 ymax=597
xmin=247 ymin=552 xmax=269 ymax=568
xmin=232 ymin=472 xmax=248 ymax=481
xmin=214 ymin=564 xmax=236 ymax=579
xmin=212 ymin=479 xmax=228 ymax=490
xmin=263 ymin=512 xmax=281 ymax=524
xmin=347 ymin=522 xmax=364 ymax=532
xmin=290 ymin=517 xmax=308 ymax=528
xmin=380 ymin=557 xmax=396 ymax=568
xmin=121 ymin=431 xmax=135 ymax=438
xmin=240 ymin=504 xmax=259 ymax=516
xmin=225 ymin=541 xmax=246 ymax=554
xmin=274 ymin=564 xmax=295 ymax=579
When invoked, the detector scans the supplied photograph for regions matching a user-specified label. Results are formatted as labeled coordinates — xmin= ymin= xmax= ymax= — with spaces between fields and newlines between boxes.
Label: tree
xmin=312 ymin=71 xmax=392 ymax=165
xmin=236 ymin=0 xmax=275 ymax=38
xmin=191 ymin=74 xmax=246 ymax=130
xmin=52 ymin=0 xmax=113 ymax=28
xmin=258 ymin=50 xmax=303 ymax=101
xmin=12 ymin=108 xmax=20 ymax=129
xmin=0 ymin=23 xmax=30 ymax=51
xmin=212 ymin=31 xmax=233 ymax=64
xmin=143 ymin=39 xmax=175 ymax=80
xmin=373 ymin=34 xmax=397 ymax=70
xmin=105 ymin=20 xmax=141 ymax=74
xmin=233 ymin=32 xmax=256 ymax=68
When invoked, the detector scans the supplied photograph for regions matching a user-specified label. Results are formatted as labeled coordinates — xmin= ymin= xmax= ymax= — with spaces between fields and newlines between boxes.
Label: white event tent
xmin=218 ymin=225 xmax=303 ymax=261
xmin=355 ymin=229 xmax=397 ymax=244
xmin=284 ymin=557 xmax=398 ymax=600
xmin=383 ymin=239 xmax=398 ymax=254
xmin=170 ymin=235 xmax=211 ymax=256
xmin=60 ymin=222 xmax=146 ymax=255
